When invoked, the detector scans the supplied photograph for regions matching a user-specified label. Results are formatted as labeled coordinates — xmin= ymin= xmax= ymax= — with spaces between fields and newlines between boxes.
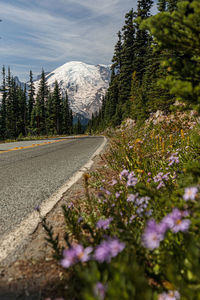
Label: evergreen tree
xmin=28 ymin=70 xmax=35 ymax=127
xmin=70 ymin=109 xmax=73 ymax=134
xmin=63 ymin=91 xmax=71 ymax=134
xmin=158 ymin=0 xmax=167 ymax=11
xmin=133 ymin=0 xmax=153 ymax=82
xmin=142 ymin=0 xmax=200 ymax=109
xmin=52 ymin=80 xmax=62 ymax=134
xmin=46 ymin=92 xmax=55 ymax=134
xmin=18 ymin=84 xmax=27 ymax=136
xmin=77 ymin=118 xmax=82 ymax=134
xmin=6 ymin=69 xmax=15 ymax=138
xmin=118 ymin=9 xmax=136 ymax=109
xmin=35 ymin=69 xmax=48 ymax=135
xmin=0 ymin=66 xmax=7 ymax=139
xmin=167 ymin=0 xmax=178 ymax=12
xmin=112 ymin=31 xmax=123 ymax=73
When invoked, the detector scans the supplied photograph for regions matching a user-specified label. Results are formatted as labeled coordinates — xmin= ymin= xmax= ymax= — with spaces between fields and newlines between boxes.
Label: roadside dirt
xmin=0 ymin=148 xmax=108 ymax=300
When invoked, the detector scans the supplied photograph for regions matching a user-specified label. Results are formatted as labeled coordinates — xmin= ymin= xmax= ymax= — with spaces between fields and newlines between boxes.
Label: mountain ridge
xmin=34 ymin=61 xmax=111 ymax=119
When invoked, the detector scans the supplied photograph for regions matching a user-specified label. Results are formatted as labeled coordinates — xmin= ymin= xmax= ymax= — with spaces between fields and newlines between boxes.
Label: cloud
xmin=0 ymin=0 xmax=138 ymax=81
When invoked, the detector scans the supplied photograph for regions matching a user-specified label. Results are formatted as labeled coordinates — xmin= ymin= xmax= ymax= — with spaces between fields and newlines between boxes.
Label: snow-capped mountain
xmin=34 ymin=61 xmax=111 ymax=119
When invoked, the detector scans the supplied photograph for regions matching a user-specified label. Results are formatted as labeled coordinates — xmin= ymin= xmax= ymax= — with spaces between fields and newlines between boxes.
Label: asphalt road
xmin=0 ymin=137 xmax=104 ymax=239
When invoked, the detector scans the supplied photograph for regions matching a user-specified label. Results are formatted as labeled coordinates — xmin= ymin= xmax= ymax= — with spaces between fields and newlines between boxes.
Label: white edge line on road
xmin=0 ymin=136 xmax=107 ymax=264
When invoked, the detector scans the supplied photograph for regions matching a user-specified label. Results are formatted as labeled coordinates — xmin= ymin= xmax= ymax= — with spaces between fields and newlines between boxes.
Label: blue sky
xmin=0 ymin=0 xmax=156 ymax=82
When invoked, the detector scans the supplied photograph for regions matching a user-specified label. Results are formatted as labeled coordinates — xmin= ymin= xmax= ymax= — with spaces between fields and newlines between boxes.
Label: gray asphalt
xmin=0 ymin=137 xmax=104 ymax=239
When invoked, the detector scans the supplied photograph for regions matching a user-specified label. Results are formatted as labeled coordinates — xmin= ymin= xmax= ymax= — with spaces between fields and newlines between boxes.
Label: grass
xmin=40 ymin=110 xmax=200 ymax=300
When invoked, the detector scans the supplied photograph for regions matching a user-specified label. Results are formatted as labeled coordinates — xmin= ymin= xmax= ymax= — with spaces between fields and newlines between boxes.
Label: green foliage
xmin=142 ymin=0 xmax=200 ymax=110
xmin=43 ymin=112 xmax=200 ymax=299
xmin=0 ymin=67 xmax=74 ymax=140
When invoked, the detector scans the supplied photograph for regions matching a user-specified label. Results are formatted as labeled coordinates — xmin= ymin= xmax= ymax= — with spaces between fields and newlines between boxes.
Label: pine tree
xmin=133 ymin=0 xmax=153 ymax=83
xmin=112 ymin=31 xmax=123 ymax=73
xmin=70 ymin=109 xmax=73 ymax=134
xmin=6 ymin=69 xmax=16 ymax=138
xmin=63 ymin=91 xmax=71 ymax=134
xmin=158 ymin=0 xmax=167 ymax=11
xmin=18 ymin=84 xmax=27 ymax=136
xmin=142 ymin=0 xmax=200 ymax=109
xmin=118 ymin=9 xmax=136 ymax=109
xmin=35 ymin=69 xmax=48 ymax=135
xmin=52 ymin=80 xmax=62 ymax=134
xmin=0 ymin=66 xmax=7 ymax=139
xmin=167 ymin=0 xmax=178 ymax=12
xmin=46 ymin=92 xmax=55 ymax=134
xmin=28 ymin=70 xmax=35 ymax=127
xmin=77 ymin=118 xmax=82 ymax=134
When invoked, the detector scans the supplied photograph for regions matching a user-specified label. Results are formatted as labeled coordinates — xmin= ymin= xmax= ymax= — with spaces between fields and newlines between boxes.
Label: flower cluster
xmin=158 ymin=290 xmax=180 ymax=300
xmin=61 ymin=238 xmax=125 ymax=268
xmin=94 ymin=238 xmax=125 ymax=263
xmin=96 ymin=217 xmax=113 ymax=230
xmin=119 ymin=169 xmax=129 ymax=180
xmin=127 ymin=194 xmax=150 ymax=216
xmin=168 ymin=152 xmax=179 ymax=166
xmin=61 ymin=244 xmax=92 ymax=268
xmin=153 ymin=172 xmax=170 ymax=189
xmin=143 ymin=208 xmax=190 ymax=250
xmin=127 ymin=171 xmax=138 ymax=187
xmin=119 ymin=169 xmax=138 ymax=187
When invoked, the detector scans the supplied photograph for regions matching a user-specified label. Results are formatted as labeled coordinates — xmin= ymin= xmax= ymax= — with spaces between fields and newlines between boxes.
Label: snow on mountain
xmin=34 ymin=61 xmax=111 ymax=119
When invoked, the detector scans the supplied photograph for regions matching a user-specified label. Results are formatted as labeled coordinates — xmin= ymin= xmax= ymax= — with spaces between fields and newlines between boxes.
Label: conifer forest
xmin=0 ymin=68 xmax=74 ymax=140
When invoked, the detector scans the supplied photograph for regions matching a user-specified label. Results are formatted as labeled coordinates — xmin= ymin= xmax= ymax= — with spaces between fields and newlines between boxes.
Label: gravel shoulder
xmin=0 ymin=142 xmax=108 ymax=300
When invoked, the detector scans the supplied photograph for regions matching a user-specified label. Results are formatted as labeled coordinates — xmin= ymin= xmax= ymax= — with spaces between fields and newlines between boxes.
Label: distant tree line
xmin=0 ymin=68 xmax=84 ymax=140
xmin=88 ymin=0 xmax=198 ymax=132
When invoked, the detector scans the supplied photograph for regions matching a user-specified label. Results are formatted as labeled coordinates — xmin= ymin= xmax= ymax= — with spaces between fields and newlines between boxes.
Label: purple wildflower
xmin=78 ymin=216 xmax=84 ymax=223
xmin=168 ymin=153 xmax=179 ymax=166
xmin=127 ymin=172 xmax=138 ymax=187
xmin=105 ymin=190 xmax=111 ymax=195
xmin=94 ymin=282 xmax=107 ymax=300
xmin=67 ymin=202 xmax=74 ymax=209
xmin=96 ymin=218 xmax=113 ymax=230
xmin=153 ymin=172 xmax=170 ymax=189
xmin=162 ymin=208 xmax=190 ymax=233
xmin=129 ymin=215 xmax=136 ymax=223
xmin=157 ymin=181 xmax=165 ymax=190
xmin=109 ymin=238 xmax=125 ymax=257
xmin=183 ymin=187 xmax=198 ymax=201
xmin=100 ymin=187 xmax=111 ymax=195
xmin=142 ymin=219 xmax=165 ymax=250
xmin=115 ymin=192 xmax=121 ymax=198
xmin=127 ymin=194 xmax=138 ymax=203
xmin=158 ymin=290 xmax=180 ymax=300
xmin=94 ymin=238 xmax=125 ymax=263
xmin=119 ymin=169 xmax=129 ymax=180
xmin=173 ymin=218 xmax=190 ymax=233
xmin=145 ymin=209 xmax=153 ymax=217
xmin=162 ymin=173 xmax=170 ymax=181
xmin=153 ymin=172 xmax=164 ymax=183
xmin=61 ymin=244 xmax=92 ymax=268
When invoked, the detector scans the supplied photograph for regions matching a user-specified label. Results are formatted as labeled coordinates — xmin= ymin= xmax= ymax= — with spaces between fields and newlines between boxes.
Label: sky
xmin=0 ymin=0 xmax=157 ymax=82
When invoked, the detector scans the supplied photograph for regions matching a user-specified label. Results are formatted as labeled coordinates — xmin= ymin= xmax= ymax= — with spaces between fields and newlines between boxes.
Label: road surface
xmin=0 ymin=137 xmax=104 ymax=239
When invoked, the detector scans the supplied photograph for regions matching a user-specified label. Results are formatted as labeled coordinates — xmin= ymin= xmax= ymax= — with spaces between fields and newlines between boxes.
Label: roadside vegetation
xmin=38 ymin=0 xmax=200 ymax=299
xmin=41 ymin=109 xmax=200 ymax=300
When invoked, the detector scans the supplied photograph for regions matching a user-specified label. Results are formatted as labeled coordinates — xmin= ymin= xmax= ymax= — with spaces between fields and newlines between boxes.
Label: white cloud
xmin=0 ymin=0 xmax=138 ymax=80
